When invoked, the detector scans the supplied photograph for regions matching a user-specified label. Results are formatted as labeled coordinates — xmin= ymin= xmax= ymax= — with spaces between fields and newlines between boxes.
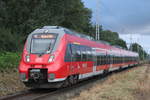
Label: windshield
xmin=30 ymin=34 xmax=57 ymax=54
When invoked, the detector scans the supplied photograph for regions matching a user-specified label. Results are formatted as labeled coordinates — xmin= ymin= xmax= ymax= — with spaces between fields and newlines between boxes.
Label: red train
xmin=19 ymin=26 xmax=139 ymax=88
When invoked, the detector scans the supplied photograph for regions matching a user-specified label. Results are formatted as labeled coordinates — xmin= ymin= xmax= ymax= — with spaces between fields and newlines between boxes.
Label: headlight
xmin=26 ymin=55 xmax=30 ymax=62
xmin=48 ymin=55 xmax=55 ymax=62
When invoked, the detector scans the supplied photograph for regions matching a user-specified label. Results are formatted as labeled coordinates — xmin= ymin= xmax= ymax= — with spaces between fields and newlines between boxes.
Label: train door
xmin=80 ymin=46 xmax=88 ymax=74
xmin=75 ymin=45 xmax=82 ymax=74
xmin=86 ymin=47 xmax=93 ymax=73
xmin=70 ymin=44 xmax=81 ymax=74
xmin=92 ymin=48 xmax=97 ymax=74
xmin=65 ymin=44 xmax=73 ymax=74
xmin=109 ymin=54 xmax=114 ymax=71
xmin=106 ymin=52 xmax=109 ymax=69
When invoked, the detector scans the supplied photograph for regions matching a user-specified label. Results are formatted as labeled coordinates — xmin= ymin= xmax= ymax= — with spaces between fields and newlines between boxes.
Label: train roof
xmin=42 ymin=26 xmax=94 ymax=40
xmin=42 ymin=26 xmax=113 ymax=45
xmin=30 ymin=26 xmax=139 ymax=56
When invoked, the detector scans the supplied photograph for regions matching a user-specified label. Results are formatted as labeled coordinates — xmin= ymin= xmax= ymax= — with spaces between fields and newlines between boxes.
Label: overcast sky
xmin=82 ymin=0 xmax=150 ymax=53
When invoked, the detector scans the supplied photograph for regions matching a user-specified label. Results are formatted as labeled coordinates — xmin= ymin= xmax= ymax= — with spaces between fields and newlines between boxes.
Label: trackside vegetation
xmin=0 ymin=52 xmax=21 ymax=71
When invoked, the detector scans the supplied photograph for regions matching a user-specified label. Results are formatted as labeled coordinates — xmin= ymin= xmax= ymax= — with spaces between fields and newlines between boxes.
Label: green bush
xmin=0 ymin=52 xmax=21 ymax=71
xmin=0 ymin=28 xmax=22 ymax=52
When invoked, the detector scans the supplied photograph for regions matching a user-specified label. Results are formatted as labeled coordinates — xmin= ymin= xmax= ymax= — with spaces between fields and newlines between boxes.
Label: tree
xmin=130 ymin=43 xmax=148 ymax=60
xmin=0 ymin=0 xmax=93 ymax=51
xmin=99 ymin=30 xmax=127 ymax=49
xmin=114 ymin=39 xmax=127 ymax=49
xmin=0 ymin=28 xmax=21 ymax=51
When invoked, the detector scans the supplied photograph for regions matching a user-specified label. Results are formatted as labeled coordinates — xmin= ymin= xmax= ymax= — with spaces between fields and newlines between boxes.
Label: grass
xmin=69 ymin=65 xmax=150 ymax=100
xmin=133 ymin=65 xmax=150 ymax=100
xmin=0 ymin=52 xmax=26 ymax=97
xmin=0 ymin=52 xmax=21 ymax=71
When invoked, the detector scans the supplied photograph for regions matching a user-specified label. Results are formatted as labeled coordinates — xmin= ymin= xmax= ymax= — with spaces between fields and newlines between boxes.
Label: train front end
xmin=18 ymin=26 xmax=67 ymax=88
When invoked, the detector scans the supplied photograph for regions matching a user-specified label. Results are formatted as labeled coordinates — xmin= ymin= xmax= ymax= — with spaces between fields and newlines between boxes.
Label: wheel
xmin=62 ymin=78 xmax=69 ymax=88
xmin=103 ymin=69 xmax=109 ymax=76
xmin=69 ymin=75 xmax=79 ymax=85
xmin=69 ymin=76 xmax=74 ymax=85
xmin=119 ymin=66 xmax=123 ymax=71
xmin=73 ymin=75 xmax=78 ymax=84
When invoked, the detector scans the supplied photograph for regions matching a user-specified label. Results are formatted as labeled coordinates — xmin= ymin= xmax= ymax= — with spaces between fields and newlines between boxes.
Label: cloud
xmin=101 ymin=0 xmax=150 ymax=35
xmin=83 ymin=0 xmax=150 ymax=35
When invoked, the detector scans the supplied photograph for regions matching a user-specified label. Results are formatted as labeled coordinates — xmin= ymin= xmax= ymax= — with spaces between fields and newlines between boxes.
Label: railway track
xmin=0 ymin=65 xmax=139 ymax=100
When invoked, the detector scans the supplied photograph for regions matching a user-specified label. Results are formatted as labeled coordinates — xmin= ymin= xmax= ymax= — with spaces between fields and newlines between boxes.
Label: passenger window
xmin=76 ymin=45 xmax=81 ymax=61
xmin=71 ymin=44 xmax=82 ymax=62
xmin=81 ymin=46 xmax=87 ymax=61
xmin=71 ymin=44 xmax=77 ymax=61
xmin=87 ymin=47 xmax=92 ymax=61
xmin=92 ymin=49 xmax=97 ymax=66
xmin=97 ymin=54 xmax=100 ymax=65
xmin=65 ymin=44 xmax=72 ymax=62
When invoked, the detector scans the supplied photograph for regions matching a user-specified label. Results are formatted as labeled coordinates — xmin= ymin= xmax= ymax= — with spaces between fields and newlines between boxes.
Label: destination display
xmin=33 ymin=34 xmax=57 ymax=39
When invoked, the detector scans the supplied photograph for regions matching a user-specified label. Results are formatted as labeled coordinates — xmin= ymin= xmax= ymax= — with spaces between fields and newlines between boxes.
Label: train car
xmin=19 ymin=26 xmax=139 ymax=88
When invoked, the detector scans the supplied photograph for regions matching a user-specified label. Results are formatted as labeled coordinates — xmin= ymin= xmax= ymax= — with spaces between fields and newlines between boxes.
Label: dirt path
xmin=0 ymin=69 xmax=27 ymax=96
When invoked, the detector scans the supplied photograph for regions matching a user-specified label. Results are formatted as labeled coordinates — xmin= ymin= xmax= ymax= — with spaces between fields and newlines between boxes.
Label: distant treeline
xmin=0 ymin=0 xmax=148 ymax=59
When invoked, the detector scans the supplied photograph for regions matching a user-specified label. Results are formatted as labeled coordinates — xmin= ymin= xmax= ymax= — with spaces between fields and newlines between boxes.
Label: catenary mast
xmin=96 ymin=0 xmax=101 ymax=40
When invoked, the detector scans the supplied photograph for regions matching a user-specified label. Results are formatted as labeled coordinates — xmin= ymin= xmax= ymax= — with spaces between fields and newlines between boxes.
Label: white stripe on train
xmin=48 ymin=63 xmax=138 ymax=82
